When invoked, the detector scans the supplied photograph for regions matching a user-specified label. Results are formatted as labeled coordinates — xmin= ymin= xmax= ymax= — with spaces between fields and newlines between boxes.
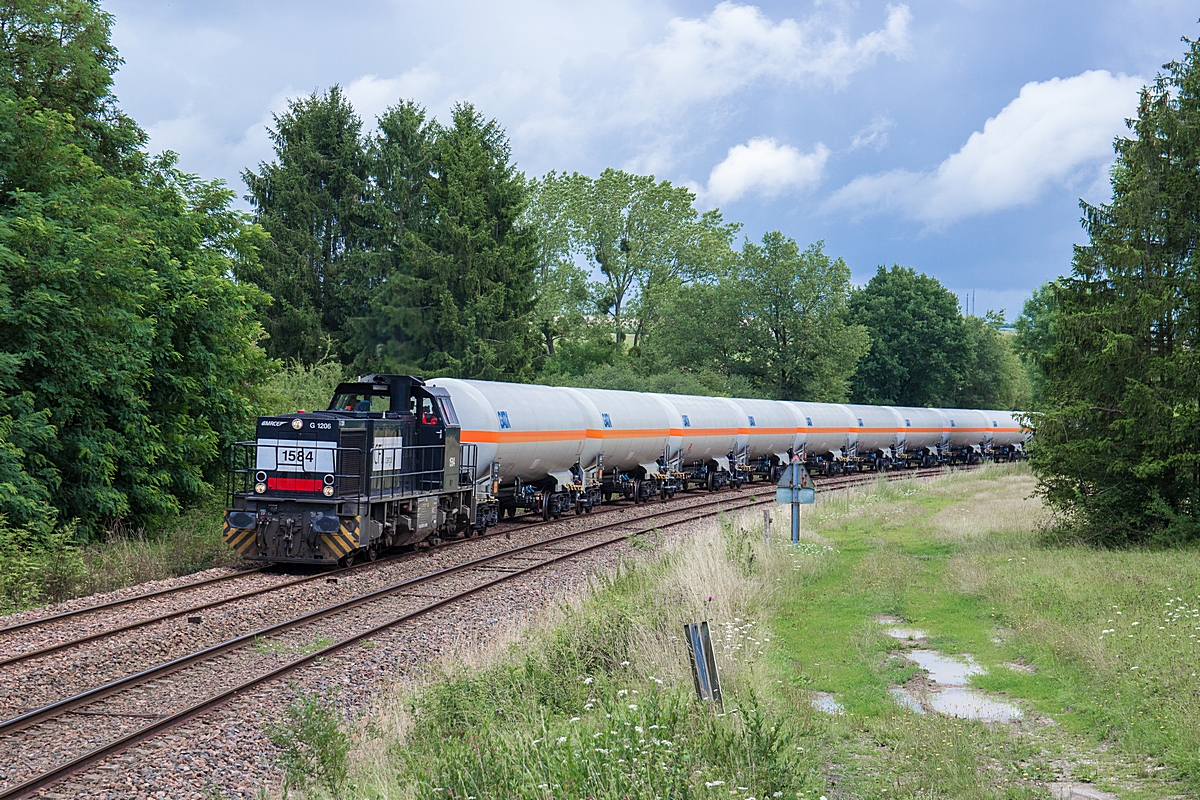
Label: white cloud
xmin=344 ymin=69 xmax=444 ymax=131
xmin=828 ymin=69 xmax=1143 ymax=225
xmin=631 ymin=2 xmax=911 ymax=113
xmin=704 ymin=137 xmax=830 ymax=203
xmin=848 ymin=116 xmax=894 ymax=152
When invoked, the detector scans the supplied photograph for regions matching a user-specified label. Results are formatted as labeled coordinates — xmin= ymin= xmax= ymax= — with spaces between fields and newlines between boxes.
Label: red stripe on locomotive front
xmin=267 ymin=477 xmax=323 ymax=492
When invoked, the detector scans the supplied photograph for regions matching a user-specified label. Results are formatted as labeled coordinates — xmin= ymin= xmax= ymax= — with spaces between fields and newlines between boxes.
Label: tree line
xmin=0 ymin=0 xmax=1028 ymax=538
xmin=244 ymin=88 xmax=1029 ymax=406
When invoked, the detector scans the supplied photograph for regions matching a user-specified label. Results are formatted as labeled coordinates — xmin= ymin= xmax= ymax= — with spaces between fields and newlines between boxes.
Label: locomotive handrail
xmin=227 ymin=440 xmax=461 ymax=503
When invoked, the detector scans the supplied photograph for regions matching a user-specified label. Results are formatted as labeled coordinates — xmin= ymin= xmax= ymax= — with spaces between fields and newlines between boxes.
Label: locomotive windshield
xmin=329 ymin=391 xmax=391 ymax=413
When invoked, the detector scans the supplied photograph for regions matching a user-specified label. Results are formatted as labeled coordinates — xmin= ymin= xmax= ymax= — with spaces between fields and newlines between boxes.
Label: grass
xmin=0 ymin=507 xmax=241 ymax=614
xmin=274 ymin=464 xmax=1199 ymax=799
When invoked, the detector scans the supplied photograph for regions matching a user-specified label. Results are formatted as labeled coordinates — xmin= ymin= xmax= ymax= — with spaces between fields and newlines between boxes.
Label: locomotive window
xmin=332 ymin=392 xmax=389 ymax=413
xmin=438 ymin=398 xmax=459 ymax=425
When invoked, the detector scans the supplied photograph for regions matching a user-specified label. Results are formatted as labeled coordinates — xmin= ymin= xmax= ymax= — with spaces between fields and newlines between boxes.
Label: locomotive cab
xmin=223 ymin=375 xmax=480 ymax=566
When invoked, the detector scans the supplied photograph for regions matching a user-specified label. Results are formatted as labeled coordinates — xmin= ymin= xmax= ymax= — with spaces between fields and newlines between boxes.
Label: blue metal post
xmin=791 ymin=496 xmax=799 ymax=545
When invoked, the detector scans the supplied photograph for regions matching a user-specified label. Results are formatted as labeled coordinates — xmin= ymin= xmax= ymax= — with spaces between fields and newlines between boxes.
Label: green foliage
xmin=0 ymin=516 xmax=83 ymax=612
xmin=0 ymin=0 xmax=144 ymax=172
xmin=537 ymin=168 xmax=739 ymax=350
xmin=0 ymin=91 xmax=269 ymax=534
xmin=259 ymin=359 xmax=346 ymax=416
xmin=959 ymin=314 xmax=1031 ymax=410
xmin=0 ymin=3 xmax=269 ymax=535
xmin=268 ymin=689 xmax=351 ymax=799
xmin=850 ymin=265 xmax=968 ymax=406
xmin=1032 ymin=39 xmax=1200 ymax=545
xmin=241 ymin=87 xmax=373 ymax=364
xmin=657 ymin=234 xmax=867 ymax=401
xmin=390 ymin=565 xmax=809 ymax=800
xmin=362 ymin=103 xmax=540 ymax=379
xmin=1013 ymin=281 xmax=1060 ymax=405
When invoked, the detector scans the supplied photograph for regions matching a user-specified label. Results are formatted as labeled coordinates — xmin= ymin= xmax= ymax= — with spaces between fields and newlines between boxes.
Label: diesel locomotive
xmin=224 ymin=374 xmax=1028 ymax=566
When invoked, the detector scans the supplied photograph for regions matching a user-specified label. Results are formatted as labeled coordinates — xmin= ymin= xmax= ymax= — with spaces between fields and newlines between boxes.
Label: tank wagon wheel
xmin=584 ymin=503 xmax=592 ymax=514
xmin=575 ymin=500 xmax=583 ymax=516
xmin=632 ymin=480 xmax=641 ymax=504
xmin=541 ymin=493 xmax=552 ymax=521
xmin=706 ymin=472 xmax=715 ymax=492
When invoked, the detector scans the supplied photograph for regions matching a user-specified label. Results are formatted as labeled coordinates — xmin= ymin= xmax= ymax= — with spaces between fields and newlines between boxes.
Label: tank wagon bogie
xmin=224 ymin=374 xmax=1029 ymax=566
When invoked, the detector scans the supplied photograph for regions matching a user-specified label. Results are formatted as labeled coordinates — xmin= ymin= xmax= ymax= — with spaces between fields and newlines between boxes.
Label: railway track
xmin=0 ymin=463 xmax=969 ymax=799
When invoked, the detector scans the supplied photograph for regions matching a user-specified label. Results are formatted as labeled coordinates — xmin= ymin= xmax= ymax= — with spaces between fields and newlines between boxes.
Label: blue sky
xmin=107 ymin=0 xmax=1199 ymax=319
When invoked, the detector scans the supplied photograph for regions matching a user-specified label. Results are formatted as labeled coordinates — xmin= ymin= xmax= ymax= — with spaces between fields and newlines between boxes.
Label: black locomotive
xmin=223 ymin=375 xmax=493 ymax=566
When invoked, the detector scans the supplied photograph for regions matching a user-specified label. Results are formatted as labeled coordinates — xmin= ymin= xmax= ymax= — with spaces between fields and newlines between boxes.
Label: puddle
xmin=890 ymin=688 xmax=924 ymax=714
xmin=908 ymin=650 xmax=983 ymax=684
xmin=810 ymin=692 xmax=845 ymax=715
xmin=879 ymin=625 xmax=1023 ymax=722
xmin=1044 ymin=782 xmax=1119 ymax=800
xmin=928 ymin=687 xmax=1021 ymax=720
xmin=881 ymin=627 xmax=927 ymax=641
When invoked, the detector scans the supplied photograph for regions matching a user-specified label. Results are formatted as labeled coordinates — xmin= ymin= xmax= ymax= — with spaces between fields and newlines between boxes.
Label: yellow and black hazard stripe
xmin=222 ymin=520 xmax=259 ymax=556
xmin=321 ymin=515 xmax=360 ymax=560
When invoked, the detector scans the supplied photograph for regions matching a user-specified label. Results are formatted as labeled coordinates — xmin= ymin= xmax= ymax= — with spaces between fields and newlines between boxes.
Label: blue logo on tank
xmin=602 ymin=413 xmax=612 ymax=428
xmin=497 ymin=411 xmax=511 ymax=429
xmin=682 ymin=415 xmax=691 ymax=427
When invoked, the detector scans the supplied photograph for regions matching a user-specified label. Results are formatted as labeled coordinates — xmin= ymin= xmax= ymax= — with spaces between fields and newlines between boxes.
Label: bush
xmin=268 ymin=689 xmax=351 ymax=799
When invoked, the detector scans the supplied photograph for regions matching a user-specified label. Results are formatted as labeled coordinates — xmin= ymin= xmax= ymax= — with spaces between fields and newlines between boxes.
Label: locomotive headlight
xmin=322 ymin=486 xmax=334 ymax=497
xmin=255 ymin=482 xmax=267 ymax=494
xmin=291 ymin=418 xmax=303 ymax=430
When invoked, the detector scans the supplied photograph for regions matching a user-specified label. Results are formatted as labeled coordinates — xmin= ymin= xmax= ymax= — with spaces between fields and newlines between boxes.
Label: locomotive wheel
xmin=366 ymin=545 xmax=379 ymax=562
xmin=575 ymin=500 xmax=583 ymax=515
xmin=584 ymin=503 xmax=592 ymax=514
xmin=341 ymin=551 xmax=356 ymax=568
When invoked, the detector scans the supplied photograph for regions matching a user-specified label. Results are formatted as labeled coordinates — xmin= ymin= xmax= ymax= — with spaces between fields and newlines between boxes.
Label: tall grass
xmin=0 ymin=508 xmax=241 ymax=614
xmin=285 ymin=510 xmax=836 ymax=799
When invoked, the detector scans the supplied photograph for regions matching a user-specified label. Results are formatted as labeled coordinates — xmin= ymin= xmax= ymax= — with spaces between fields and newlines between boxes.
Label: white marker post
xmin=775 ymin=458 xmax=816 ymax=545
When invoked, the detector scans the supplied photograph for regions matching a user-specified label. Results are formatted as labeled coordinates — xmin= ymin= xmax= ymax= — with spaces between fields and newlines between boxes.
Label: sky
xmin=107 ymin=0 xmax=1200 ymax=319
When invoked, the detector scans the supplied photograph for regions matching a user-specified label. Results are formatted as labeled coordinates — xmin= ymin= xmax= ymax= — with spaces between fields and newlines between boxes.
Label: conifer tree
xmin=1034 ymin=39 xmax=1200 ymax=545
xmin=242 ymin=87 xmax=374 ymax=363
xmin=365 ymin=104 xmax=539 ymax=379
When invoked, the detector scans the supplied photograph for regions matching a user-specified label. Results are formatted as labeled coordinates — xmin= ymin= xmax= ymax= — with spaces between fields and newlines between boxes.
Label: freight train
xmin=223 ymin=374 xmax=1027 ymax=566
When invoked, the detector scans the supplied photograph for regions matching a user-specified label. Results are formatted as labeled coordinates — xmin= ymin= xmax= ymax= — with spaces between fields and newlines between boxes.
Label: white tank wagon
xmin=980 ymin=410 xmax=1028 ymax=460
xmin=891 ymin=407 xmax=951 ymax=466
xmin=426 ymin=378 xmax=604 ymax=518
xmin=569 ymin=387 xmax=679 ymax=503
xmin=845 ymin=404 xmax=905 ymax=469
xmin=730 ymin=397 xmax=806 ymax=481
xmin=786 ymin=402 xmax=857 ymax=474
xmin=656 ymin=393 xmax=746 ymax=491
xmin=940 ymin=408 xmax=994 ymax=464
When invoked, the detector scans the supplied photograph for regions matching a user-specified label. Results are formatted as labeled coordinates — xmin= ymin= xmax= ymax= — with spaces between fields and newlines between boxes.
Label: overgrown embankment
xmin=271 ymin=464 xmax=1199 ymax=799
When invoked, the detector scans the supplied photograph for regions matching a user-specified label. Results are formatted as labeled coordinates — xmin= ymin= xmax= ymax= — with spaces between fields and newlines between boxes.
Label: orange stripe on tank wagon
xmin=667 ymin=427 xmax=739 ymax=437
xmin=461 ymin=429 xmax=586 ymax=444
xmin=737 ymin=427 xmax=797 ymax=435
xmin=585 ymin=428 xmax=671 ymax=439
